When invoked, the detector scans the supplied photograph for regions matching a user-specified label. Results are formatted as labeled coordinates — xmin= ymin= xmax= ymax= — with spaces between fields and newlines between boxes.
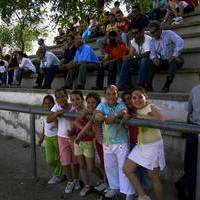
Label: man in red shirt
xmin=102 ymin=30 xmax=129 ymax=87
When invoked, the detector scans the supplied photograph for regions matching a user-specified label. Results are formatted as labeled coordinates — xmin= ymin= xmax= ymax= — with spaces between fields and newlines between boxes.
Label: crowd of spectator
xmin=0 ymin=0 xmax=198 ymax=92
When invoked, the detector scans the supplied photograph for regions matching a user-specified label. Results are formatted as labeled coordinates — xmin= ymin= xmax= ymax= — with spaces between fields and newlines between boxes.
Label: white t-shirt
xmin=131 ymin=34 xmax=152 ymax=54
xmin=19 ymin=57 xmax=36 ymax=72
xmin=0 ymin=60 xmax=8 ymax=73
xmin=44 ymin=119 xmax=58 ymax=137
xmin=51 ymin=103 xmax=71 ymax=138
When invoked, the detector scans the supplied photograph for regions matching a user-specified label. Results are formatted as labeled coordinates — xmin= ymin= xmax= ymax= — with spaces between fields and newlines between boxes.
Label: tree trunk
xmin=97 ymin=0 xmax=104 ymax=14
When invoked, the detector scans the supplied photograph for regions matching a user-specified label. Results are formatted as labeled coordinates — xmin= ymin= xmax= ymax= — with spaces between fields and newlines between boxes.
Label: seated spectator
xmin=36 ymin=47 xmax=60 ymax=89
xmin=163 ymin=0 xmax=195 ymax=24
xmin=149 ymin=0 xmax=168 ymax=20
xmin=97 ymin=13 xmax=118 ymax=56
xmin=148 ymin=21 xmax=184 ymax=92
xmin=100 ymin=30 xmax=129 ymax=88
xmin=115 ymin=10 xmax=131 ymax=45
xmin=54 ymin=28 xmax=66 ymax=45
xmin=7 ymin=52 xmax=19 ymax=86
xmin=96 ymin=11 xmax=110 ymax=36
xmin=82 ymin=15 xmax=99 ymax=39
xmin=59 ymin=35 xmax=77 ymax=89
xmin=72 ymin=17 xmax=80 ymax=33
xmin=15 ymin=51 xmax=36 ymax=86
xmin=2 ymin=54 xmax=13 ymax=87
xmin=110 ymin=1 xmax=122 ymax=16
xmin=118 ymin=25 xmax=152 ymax=91
xmin=0 ymin=59 xmax=8 ymax=86
xmin=38 ymin=38 xmax=49 ymax=51
xmin=64 ymin=35 xmax=102 ymax=90
xmin=131 ymin=4 xmax=149 ymax=30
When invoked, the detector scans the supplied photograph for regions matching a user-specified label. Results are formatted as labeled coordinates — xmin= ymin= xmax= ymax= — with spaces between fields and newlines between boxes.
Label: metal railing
xmin=0 ymin=101 xmax=199 ymax=200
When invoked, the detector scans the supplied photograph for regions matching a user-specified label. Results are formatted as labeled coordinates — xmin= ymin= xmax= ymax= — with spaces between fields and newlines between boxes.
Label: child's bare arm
xmin=73 ymin=110 xmax=87 ymax=129
xmin=94 ymin=111 xmax=105 ymax=122
xmin=47 ymin=109 xmax=66 ymax=123
xmin=75 ymin=120 xmax=93 ymax=144
xmin=38 ymin=126 xmax=45 ymax=146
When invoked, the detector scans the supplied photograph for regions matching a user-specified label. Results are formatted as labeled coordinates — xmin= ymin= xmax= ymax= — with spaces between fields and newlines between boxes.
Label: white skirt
xmin=128 ymin=139 xmax=166 ymax=170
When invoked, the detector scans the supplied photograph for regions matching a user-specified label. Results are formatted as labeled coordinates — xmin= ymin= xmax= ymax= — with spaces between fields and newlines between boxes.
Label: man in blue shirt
xmin=148 ymin=20 xmax=184 ymax=92
xmin=66 ymin=35 xmax=103 ymax=90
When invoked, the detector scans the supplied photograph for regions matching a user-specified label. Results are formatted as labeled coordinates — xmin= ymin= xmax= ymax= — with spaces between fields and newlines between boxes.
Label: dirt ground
xmin=0 ymin=135 xmax=100 ymax=200
xmin=0 ymin=135 xmax=177 ymax=200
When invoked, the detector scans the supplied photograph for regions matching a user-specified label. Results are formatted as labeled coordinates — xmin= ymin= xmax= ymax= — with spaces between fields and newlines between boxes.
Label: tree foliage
xmin=0 ymin=26 xmax=13 ymax=47
xmin=0 ymin=0 xmax=48 ymax=52
xmin=0 ymin=0 xmax=152 ymax=52
xmin=49 ymin=0 xmax=152 ymax=25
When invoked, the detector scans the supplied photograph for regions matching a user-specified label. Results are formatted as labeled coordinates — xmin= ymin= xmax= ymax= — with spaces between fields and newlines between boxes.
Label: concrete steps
xmin=27 ymin=8 xmax=200 ymax=93
xmin=18 ymin=65 xmax=200 ymax=92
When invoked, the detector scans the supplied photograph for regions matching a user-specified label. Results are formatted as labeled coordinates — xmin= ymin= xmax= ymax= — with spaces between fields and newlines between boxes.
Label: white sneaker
xmin=47 ymin=176 xmax=61 ymax=184
xmin=138 ymin=195 xmax=151 ymax=200
xmin=94 ymin=183 xmax=108 ymax=192
xmin=105 ymin=189 xmax=120 ymax=198
xmin=79 ymin=185 xmax=91 ymax=196
xmin=175 ymin=16 xmax=183 ymax=22
xmin=73 ymin=179 xmax=81 ymax=190
xmin=172 ymin=17 xmax=183 ymax=25
xmin=64 ymin=181 xmax=74 ymax=193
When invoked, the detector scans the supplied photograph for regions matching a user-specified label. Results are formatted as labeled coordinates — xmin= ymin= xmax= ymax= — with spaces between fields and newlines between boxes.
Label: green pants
xmin=44 ymin=136 xmax=62 ymax=177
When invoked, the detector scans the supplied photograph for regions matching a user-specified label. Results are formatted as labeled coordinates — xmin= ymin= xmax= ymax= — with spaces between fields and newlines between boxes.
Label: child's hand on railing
xmin=105 ymin=116 xmax=116 ymax=124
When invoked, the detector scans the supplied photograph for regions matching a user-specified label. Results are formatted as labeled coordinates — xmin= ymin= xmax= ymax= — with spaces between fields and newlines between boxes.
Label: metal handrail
xmin=0 ymin=101 xmax=199 ymax=200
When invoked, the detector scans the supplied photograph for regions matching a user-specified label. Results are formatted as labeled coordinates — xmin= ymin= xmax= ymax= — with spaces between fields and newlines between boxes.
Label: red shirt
xmin=128 ymin=108 xmax=139 ymax=145
xmin=75 ymin=115 xmax=94 ymax=142
xmin=115 ymin=19 xmax=131 ymax=32
xmin=105 ymin=41 xmax=129 ymax=60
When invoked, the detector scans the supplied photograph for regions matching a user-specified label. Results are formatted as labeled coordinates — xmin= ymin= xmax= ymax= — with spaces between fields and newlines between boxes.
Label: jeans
xmin=8 ymin=69 xmax=14 ymax=85
xmin=36 ymin=65 xmax=59 ymax=88
xmin=148 ymin=56 xmax=184 ymax=87
xmin=176 ymin=133 xmax=198 ymax=200
xmin=118 ymin=57 xmax=151 ymax=89
xmin=75 ymin=62 xmax=101 ymax=89
xmin=0 ymin=72 xmax=7 ymax=84
xmin=16 ymin=68 xmax=33 ymax=85
xmin=107 ymin=59 xmax=123 ymax=86
xmin=121 ymin=32 xmax=129 ymax=45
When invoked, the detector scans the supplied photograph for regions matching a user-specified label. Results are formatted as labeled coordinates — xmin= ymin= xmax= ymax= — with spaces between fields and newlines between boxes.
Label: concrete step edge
xmin=0 ymin=89 xmax=190 ymax=101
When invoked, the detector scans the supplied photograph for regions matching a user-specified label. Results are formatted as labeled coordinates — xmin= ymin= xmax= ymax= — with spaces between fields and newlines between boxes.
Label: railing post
xmin=30 ymin=113 xmax=37 ymax=178
xmin=196 ymin=134 xmax=200 ymax=200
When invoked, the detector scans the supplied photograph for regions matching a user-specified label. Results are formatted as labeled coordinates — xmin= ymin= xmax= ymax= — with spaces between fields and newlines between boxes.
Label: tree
xmin=48 ymin=0 xmax=152 ymax=26
xmin=0 ymin=26 xmax=13 ymax=47
xmin=0 ymin=0 xmax=48 ymax=52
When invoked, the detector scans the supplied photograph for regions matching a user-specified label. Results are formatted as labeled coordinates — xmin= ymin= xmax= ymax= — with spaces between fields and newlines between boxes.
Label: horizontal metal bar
xmin=0 ymin=101 xmax=200 ymax=134
xmin=128 ymin=118 xmax=200 ymax=134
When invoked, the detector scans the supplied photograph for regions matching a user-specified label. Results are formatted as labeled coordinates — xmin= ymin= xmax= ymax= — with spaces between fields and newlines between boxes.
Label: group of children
xmin=39 ymin=85 xmax=166 ymax=200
